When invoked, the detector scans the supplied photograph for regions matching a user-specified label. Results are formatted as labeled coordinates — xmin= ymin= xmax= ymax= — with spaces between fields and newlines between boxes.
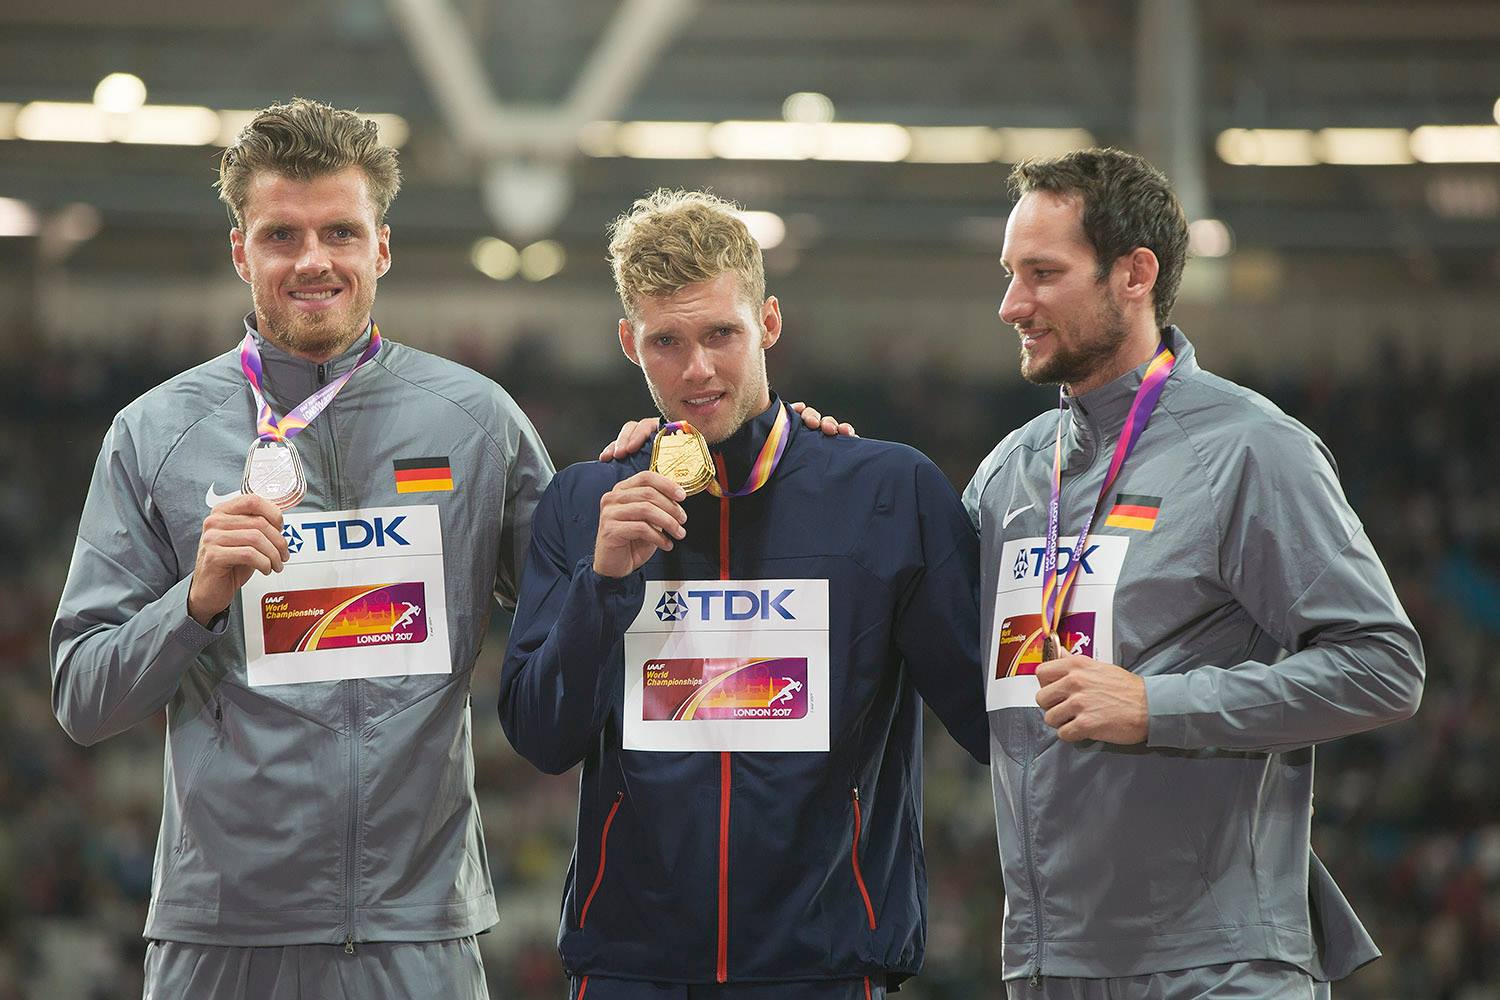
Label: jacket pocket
xmin=579 ymin=792 xmax=624 ymax=928
xmin=166 ymin=698 xmax=223 ymax=877
xmin=850 ymin=787 xmax=877 ymax=931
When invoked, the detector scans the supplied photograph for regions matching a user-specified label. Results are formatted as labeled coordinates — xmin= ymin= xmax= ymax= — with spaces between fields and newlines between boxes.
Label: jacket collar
xmin=707 ymin=392 xmax=791 ymax=490
xmin=1065 ymin=325 xmax=1197 ymax=445
xmin=241 ymin=312 xmax=378 ymax=407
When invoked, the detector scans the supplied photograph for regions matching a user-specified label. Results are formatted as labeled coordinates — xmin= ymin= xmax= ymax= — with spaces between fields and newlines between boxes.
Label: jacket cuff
xmin=1143 ymin=673 xmax=1192 ymax=749
xmin=575 ymin=559 xmax=646 ymax=626
xmin=169 ymin=574 xmax=229 ymax=651
xmin=171 ymin=575 xmax=229 ymax=653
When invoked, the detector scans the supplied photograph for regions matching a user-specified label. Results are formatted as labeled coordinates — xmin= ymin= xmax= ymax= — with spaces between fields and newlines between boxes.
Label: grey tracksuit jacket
xmin=49 ymin=317 xmax=553 ymax=946
xmin=963 ymin=326 xmax=1424 ymax=982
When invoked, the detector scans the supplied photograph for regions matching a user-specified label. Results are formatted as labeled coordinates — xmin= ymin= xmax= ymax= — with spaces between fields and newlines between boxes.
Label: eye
xmin=1034 ymin=268 xmax=1057 ymax=279
xmin=332 ymin=227 xmax=354 ymax=240
xmin=653 ymin=335 xmax=675 ymax=348
xmin=269 ymin=229 xmax=291 ymax=241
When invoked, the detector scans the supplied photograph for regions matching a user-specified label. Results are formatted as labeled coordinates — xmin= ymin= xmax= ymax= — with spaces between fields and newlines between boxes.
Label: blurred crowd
xmin=1 ymin=326 xmax=1495 ymax=999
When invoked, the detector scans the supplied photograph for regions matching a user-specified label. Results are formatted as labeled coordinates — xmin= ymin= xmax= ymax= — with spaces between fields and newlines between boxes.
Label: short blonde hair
xmin=217 ymin=97 xmax=402 ymax=227
xmin=607 ymin=189 xmax=766 ymax=323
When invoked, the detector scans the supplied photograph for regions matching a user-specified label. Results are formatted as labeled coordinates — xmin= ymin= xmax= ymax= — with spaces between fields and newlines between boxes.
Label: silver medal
xmin=242 ymin=439 xmax=306 ymax=511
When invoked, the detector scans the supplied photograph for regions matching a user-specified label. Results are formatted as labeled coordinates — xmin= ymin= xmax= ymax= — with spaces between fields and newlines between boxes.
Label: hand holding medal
xmin=1033 ymin=342 xmax=1174 ymax=743
xmin=594 ymin=471 xmax=689 ymax=578
xmin=596 ymin=406 xmax=794 ymax=577
xmin=188 ymin=493 xmax=291 ymax=627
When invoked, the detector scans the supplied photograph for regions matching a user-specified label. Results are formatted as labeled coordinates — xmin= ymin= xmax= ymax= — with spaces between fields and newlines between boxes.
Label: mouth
xmin=1018 ymin=327 xmax=1050 ymax=349
xmin=680 ymin=392 xmax=726 ymax=418
xmin=286 ymin=287 xmax=344 ymax=309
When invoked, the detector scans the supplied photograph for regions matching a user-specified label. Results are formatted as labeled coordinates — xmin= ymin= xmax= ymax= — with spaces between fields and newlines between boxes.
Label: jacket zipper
xmin=1021 ymin=404 xmax=1102 ymax=982
xmin=344 ymin=675 xmax=359 ymax=953
xmin=714 ymin=455 xmax=732 ymax=984
xmin=850 ymin=788 xmax=877 ymax=930
xmin=320 ymin=357 xmax=361 ymax=955
xmin=579 ymin=792 xmax=624 ymax=927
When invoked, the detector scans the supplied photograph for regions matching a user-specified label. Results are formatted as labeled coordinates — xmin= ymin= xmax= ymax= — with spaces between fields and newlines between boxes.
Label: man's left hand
xmin=1035 ymin=654 xmax=1148 ymax=745
xmin=600 ymin=404 xmax=856 ymax=461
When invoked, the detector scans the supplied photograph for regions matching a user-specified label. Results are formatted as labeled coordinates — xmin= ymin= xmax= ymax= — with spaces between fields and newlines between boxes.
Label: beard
xmin=1019 ymin=288 xmax=1128 ymax=388
xmin=645 ymin=352 xmax=770 ymax=446
xmin=254 ymin=281 xmax=376 ymax=360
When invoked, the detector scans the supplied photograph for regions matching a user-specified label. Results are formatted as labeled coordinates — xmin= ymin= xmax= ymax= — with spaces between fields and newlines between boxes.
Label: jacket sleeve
xmin=1145 ymin=425 xmax=1424 ymax=753
xmin=498 ymin=476 xmax=645 ymax=774
xmin=49 ymin=416 xmax=224 ymax=746
xmin=493 ymin=400 xmax=556 ymax=609
xmin=893 ymin=459 xmax=991 ymax=764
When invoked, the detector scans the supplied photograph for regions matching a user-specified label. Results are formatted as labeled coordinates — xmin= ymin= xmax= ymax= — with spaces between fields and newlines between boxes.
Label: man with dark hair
xmin=49 ymin=97 xmax=551 ymax=998
xmin=500 ymin=189 xmax=989 ymax=999
xmin=965 ymin=147 xmax=1424 ymax=998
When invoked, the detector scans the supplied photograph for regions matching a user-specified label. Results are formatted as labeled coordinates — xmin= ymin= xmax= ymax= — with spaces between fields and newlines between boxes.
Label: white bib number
xmin=241 ymin=504 xmax=450 ymax=687
xmin=624 ymin=579 xmax=829 ymax=752
xmin=986 ymin=535 xmax=1127 ymax=710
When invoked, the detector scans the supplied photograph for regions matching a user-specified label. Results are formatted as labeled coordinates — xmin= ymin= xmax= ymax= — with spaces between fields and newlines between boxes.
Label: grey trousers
xmin=1003 ymin=960 xmax=1331 ymax=1000
xmin=143 ymin=937 xmax=488 ymax=1000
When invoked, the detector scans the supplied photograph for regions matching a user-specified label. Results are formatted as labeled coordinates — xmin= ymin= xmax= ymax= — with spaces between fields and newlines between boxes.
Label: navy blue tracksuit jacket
xmin=500 ymin=399 xmax=988 ymax=987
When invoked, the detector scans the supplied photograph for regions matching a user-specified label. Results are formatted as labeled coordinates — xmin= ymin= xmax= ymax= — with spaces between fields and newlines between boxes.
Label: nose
xmin=682 ymin=343 xmax=713 ymax=382
xmin=998 ymin=277 xmax=1031 ymax=326
xmin=294 ymin=233 xmax=331 ymax=276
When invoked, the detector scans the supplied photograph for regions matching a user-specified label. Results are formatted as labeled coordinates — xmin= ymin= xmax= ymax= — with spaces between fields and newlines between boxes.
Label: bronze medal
xmin=651 ymin=425 xmax=715 ymax=496
xmin=1041 ymin=633 xmax=1061 ymax=662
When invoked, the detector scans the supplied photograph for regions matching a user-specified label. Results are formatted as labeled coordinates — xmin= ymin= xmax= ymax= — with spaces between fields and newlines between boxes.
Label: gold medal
xmin=651 ymin=425 xmax=716 ymax=496
xmin=242 ymin=438 xmax=307 ymax=511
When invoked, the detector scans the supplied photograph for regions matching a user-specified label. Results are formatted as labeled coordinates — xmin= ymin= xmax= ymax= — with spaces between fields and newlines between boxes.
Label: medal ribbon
xmin=239 ymin=324 xmax=383 ymax=442
xmin=1041 ymin=342 xmax=1176 ymax=640
xmin=660 ymin=402 xmax=792 ymax=498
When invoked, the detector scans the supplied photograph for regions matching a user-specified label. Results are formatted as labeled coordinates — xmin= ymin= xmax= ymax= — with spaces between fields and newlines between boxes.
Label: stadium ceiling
xmin=0 ymin=0 xmax=1497 ymax=260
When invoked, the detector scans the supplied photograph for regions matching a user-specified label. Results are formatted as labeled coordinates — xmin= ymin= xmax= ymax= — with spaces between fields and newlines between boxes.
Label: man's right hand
xmin=594 ymin=471 xmax=688 ymax=578
xmin=187 ymin=494 xmax=291 ymax=627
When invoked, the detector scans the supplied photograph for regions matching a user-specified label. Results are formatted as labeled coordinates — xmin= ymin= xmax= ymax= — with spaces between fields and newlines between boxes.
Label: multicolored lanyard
xmin=662 ymin=401 xmax=792 ymax=498
xmin=239 ymin=324 xmax=383 ymax=442
xmin=1041 ymin=343 xmax=1175 ymax=642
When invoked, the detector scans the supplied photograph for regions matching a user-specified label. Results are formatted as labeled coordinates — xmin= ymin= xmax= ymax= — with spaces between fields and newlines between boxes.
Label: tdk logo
xmin=294 ymin=515 xmax=410 ymax=553
xmin=1012 ymin=544 xmax=1099 ymax=581
xmin=655 ymin=591 xmax=689 ymax=622
xmin=282 ymin=525 xmax=304 ymax=555
xmin=683 ymin=588 xmax=795 ymax=621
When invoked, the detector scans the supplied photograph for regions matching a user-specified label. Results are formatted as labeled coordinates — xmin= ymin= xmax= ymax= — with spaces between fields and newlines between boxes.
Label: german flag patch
xmin=394 ymin=456 xmax=454 ymax=494
xmin=1104 ymin=493 xmax=1161 ymax=532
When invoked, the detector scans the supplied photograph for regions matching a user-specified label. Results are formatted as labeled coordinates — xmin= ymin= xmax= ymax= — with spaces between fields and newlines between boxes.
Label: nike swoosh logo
xmin=205 ymin=484 xmax=244 ymax=508
xmin=1003 ymin=504 xmax=1034 ymax=529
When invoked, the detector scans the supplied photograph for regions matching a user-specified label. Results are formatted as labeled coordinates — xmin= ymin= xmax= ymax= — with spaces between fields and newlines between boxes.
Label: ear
xmin=230 ymin=228 xmax=251 ymax=285
xmin=760 ymin=296 xmax=782 ymax=350
xmin=1117 ymin=247 xmax=1159 ymax=309
xmin=375 ymin=223 xmax=392 ymax=278
xmin=618 ymin=318 xmax=642 ymax=367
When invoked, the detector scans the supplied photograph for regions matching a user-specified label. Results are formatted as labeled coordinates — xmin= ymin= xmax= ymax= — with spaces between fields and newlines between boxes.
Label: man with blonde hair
xmin=501 ymin=189 xmax=990 ymax=999
xmin=51 ymin=97 xmax=555 ymax=998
